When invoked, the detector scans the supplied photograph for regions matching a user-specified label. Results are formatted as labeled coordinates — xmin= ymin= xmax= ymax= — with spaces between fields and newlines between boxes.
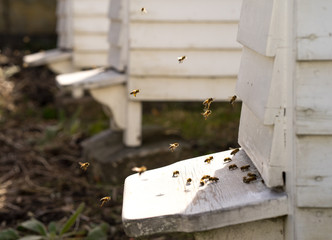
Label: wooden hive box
xmin=56 ymin=0 xmax=73 ymax=50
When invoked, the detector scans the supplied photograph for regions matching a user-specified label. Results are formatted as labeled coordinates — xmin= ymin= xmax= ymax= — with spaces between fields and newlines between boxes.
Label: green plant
xmin=0 ymin=203 xmax=109 ymax=240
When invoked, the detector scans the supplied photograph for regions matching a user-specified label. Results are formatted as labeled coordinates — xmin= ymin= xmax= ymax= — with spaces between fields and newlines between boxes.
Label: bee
xmin=132 ymin=166 xmax=147 ymax=175
xmin=199 ymin=180 xmax=205 ymax=187
xmin=78 ymin=162 xmax=90 ymax=171
xmin=186 ymin=178 xmax=192 ymax=185
xmin=203 ymin=98 xmax=214 ymax=110
xmin=130 ymin=89 xmax=140 ymax=97
xmin=173 ymin=170 xmax=179 ymax=177
xmin=230 ymin=148 xmax=240 ymax=155
xmin=201 ymin=109 xmax=212 ymax=120
xmin=243 ymin=176 xmax=257 ymax=184
xmin=247 ymin=173 xmax=257 ymax=178
xmin=169 ymin=143 xmax=179 ymax=152
xmin=229 ymin=95 xmax=237 ymax=106
xmin=201 ymin=175 xmax=210 ymax=181
xmin=224 ymin=157 xmax=232 ymax=163
xmin=141 ymin=7 xmax=147 ymax=13
xmin=209 ymin=177 xmax=219 ymax=183
xmin=204 ymin=156 xmax=213 ymax=164
xmin=228 ymin=164 xmax=238 ymax=170
xmin=240 ymin=165 xmax=250 ymax=172
xmin=178 ymin=56 xmax=187 ymax=63
xmin=100 ymin=196 xmax=111 ymax=207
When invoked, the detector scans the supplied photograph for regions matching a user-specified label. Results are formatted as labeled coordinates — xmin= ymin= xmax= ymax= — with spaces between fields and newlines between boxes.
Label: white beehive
xmin=56 ymin=0 xmax=73 ymax=49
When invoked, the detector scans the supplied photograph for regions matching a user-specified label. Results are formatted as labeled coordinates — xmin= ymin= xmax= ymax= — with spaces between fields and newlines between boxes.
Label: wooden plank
xmin=296 ymin=208 xmax=332 ymax=240
xmin=73 ymin=52 xmax=109 ymax=67
xmin=129 ymin=50 xmax=242 ymax=77
xmin=297 ymin=0 xmax=332 ymax=60
xmin=238 ymin=104 xmax=285 ymax=187
xmin=129 ymin=22 xmax=241 ymax=49
xmin=296 ymin=61 xmax=332 ymax=135
xmin=72 ymin=0 xmax=110 ymax=16
xmin=129 ymin=0 xmax=242 ymax=22
xmin=23 ymin=49 xmax=72 ymax=67
xmin=122 ymin=149 xmax=288 ymax=237
xmin=237 ymin=0 xmax=284 ymax=57
xmin=128 ymin=77 xmax=236 ymax=101
xmin=296 ymin=136 xmax=332 ymax=207
xmin=73 ymin=35 xmax=109 ymax=51
xmin=195 ymin=218 xmax=284 ymax=240
xmin=73 ymin=17 xmax=109 ymax=33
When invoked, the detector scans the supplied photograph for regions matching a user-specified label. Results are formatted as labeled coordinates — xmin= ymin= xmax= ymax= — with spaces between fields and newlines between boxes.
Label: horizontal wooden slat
xmin=129 ymin=22 xmax=241 ymax=49
xmin=108 ymin=45 xmax=127 ymax=71
xmin=297 ymin=0 xmax=332 ymax=60
xmin=73 ymin=52 xmax=109 ymax=67
xmin=129 ymin=0 xmax=242 ymax=22
xmin=128 ymin=77 xmax=236 ymax=101
xmin=129 ymin=50 xmax=242 ymax=77
xmin=296 ymin=61 xmax=332 ymax=135
xmin=238 ymin=104 xmax=285 ymax=187
xmin=73 ymin=35 xmax=109 ymax=51
xmin=73 ymin=17 xmax=109 ymax=33
xmin=296 ymin=208 xmax=332 ymax=240
xmin=72 ymin=0 xmax=109 ymax=16
xmin=296 ymin=136 xmax=332 ymax=207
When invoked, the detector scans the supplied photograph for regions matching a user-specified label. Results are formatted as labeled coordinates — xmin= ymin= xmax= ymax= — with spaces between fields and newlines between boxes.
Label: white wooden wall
xmin=127 ymin=0 xmax=243 ymax=101
xmin=56 ymin=0 xmax=73 ymax=49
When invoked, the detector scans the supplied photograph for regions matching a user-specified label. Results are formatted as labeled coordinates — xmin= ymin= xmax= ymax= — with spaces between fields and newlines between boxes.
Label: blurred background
xmin=0 ymin=0 xmax=241 ymax=239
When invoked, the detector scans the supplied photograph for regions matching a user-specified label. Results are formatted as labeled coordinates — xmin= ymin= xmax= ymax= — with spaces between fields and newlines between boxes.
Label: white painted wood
xmin=122 ymin=150 xmax=288 ymax=237
xmin=194 ymin=218 xmax=284 ymax=240
xmin=48 ymin=59 xmax=77 ymax=74
xmin=73 ymin=35 xmax=109 ymax=51
xmin=296 ymin=208 xmax=332 ymax=240
xmin=238 ymin=104 xmax=285 ymax=187
xmin=23 ymin=49 xmax=72 ymax=67
xmin=296 ymin=136 xmax=332 ymax=207
xmin=129 ymin=0 xmax=242 ymax=22
xmin=129 ymin=23 xmax=241 ymax=49
xmin=73 ymin=17 xmax=109 ymax=33
xmin=56 ymin=0 xmax=74 ymax=49
xmin=237 ymin=0 xmax=285 ymax=57
xmin=73 ymin=52 xmax=109 ymax=67
xmin=129 ymin=50 xmax=242 ymax=77
xmin=297 ymin=0 xmax=332 ymax=60
xmin=72 ymin=0 xmax=110 ymax=16
xmin=296 ymin=61 xmax=332 ymax=135
xmin=128 ymin=77 xmax=236 ymax=101
xmin=124 ymin=101 xmax=142 ymax=147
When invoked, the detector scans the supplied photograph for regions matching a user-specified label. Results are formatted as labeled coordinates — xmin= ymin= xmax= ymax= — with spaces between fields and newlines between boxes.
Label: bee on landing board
xmin=201 ymin=109 xmax=212 ymax=120
xmin=169 ymin=143 xmax=179 ymax=152
xmin=203 ymin=98 xmax=214 ymax=110
xmin=209 ymin=177 xmax=219 ymax=183
xmin=228 ymin=164 xmax=238 ymax=170
xmin=173 ymin=170 xmax=180 ymax=177
xmin=247 ymin=172 xmax=257 ymax=178
xmin=78 ymin=162 xmax=90 ymax=171
xmin=132 ymin=166 xmax=147 ymax=175
xmin=178 ymin=56 xmax=187 ymax=63
xmin=229 ymin=95 xmax=237 ymax=106
xmin=230 ymin=148 xmax=240 ymax=156
xmin=224 ymin=157 xmax=232 ymax=163
xmin=130 ymin=89 xmax=140 ymax=97
xmin=240 ymin=165 xmax=250 ymax=172
xmin=199 ymin=179 xmax=205 ymax=187
xmin=243 ymin=176 xmax=257 ymax=184
xmin=141 ymin=7 xmax=147 ymax=14
xmin=186 ymin=178 xmax=192 ymax=185
xmin=100 ymin=196 xmax=111 ymax=207
xmin=204 ymin=156 xmax=213 ymax=164
xmin=201 ymin=175 xmax=210 ymax=181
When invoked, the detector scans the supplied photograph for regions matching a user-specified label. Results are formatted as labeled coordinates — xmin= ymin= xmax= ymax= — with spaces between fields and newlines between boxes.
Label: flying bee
xmin=247 ymin=172 xmax=257 ymax=178
xmin=199 ymin=180 xmax=205 ymax=187
xmin=203 ymin=98 xmax=214 ymax=110
xmin=201 ymin=175 xmax=210 ymax=181
xmin=173 ymin=170 xmax=180 ymax=177
xmin=209 ymin=177 xmax=219 ymax=183
xmin=186 ymin=178 xmax=192 ymax=185
xmin=229 ymin=95 xmax=237 ymax=106
xmin=130 ymin=89 xmax=140 ymax=97
xmin=141 ymin=7 xmax=147 ymax=13
xmin=204 ymin=156 xmax=213 ymax=164
xmin=201 ymin=109 xmax=212 ymax=120
xmin=178 ymin=55 xmax=187 ymax=63
xmin=228 ymin=164 xmax=238 ymax=170
xmin=243 ymin=176 xmax=257 ymax=184
xmin=100 ymin=196 xmax=111 ymax=207
xmin=169 ymin=143 xmax=179 ymax=152
xmin=230 ymin=148 xmax=240 ymax=156
xmin=240 ymin=165 xmax=250 ymax=172
xmin=224 ymin=157 xmax=232 ymax=163
xmin=78 ymin=162 xmax=90 ymax=171
xmin=131 ymin=166 xmax=147 ymax=175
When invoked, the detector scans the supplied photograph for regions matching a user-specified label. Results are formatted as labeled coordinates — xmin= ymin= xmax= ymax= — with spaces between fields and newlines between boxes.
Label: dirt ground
xmin=0 ymin=48 xmax=240 ymax=240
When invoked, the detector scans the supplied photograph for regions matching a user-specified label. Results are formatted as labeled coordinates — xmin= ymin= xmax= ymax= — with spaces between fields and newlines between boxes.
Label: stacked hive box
xmin=56 ymin=0 xmax=73 ymax=50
